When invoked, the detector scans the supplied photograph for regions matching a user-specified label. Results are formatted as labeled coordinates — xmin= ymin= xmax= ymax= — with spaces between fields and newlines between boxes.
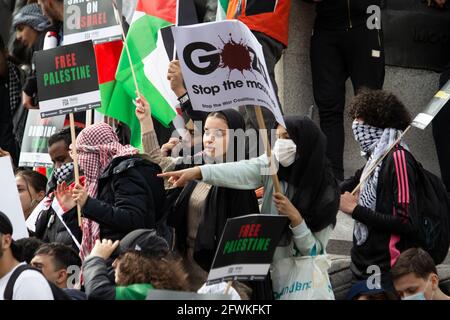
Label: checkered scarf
xmin=352 ymin=121 xmax=407 ymax=245
xmin=7 ymin=60 xmax=21 ymax=114
xmin=52 ymin=162 xmax=74 ymax=184
xmin=76 ymin=122 xmax=138 ymax=260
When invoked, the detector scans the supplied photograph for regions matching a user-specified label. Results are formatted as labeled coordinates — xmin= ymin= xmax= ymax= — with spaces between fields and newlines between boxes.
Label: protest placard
xmin=18 ymin=110 xmax=65 ymax=167
xmin=64 ymin=0 xmax=122 ymax=45
xmin=412 ymin=80 xmax=450 ymax=130
xmin=207 ymin=214 xmax=289 ymax=285
xmin=0 ymin=157 xmax=28 ymax=240
xmin=172 ymin=20 xmax=285 ymax=128
xmin=36 ymin=40 xmax=101 ymax=118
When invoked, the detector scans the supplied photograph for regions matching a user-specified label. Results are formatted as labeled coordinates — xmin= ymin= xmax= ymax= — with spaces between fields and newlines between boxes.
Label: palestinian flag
xmin=216 ymin=0 xmax=230 ymax=20
xmin=95 ymin=0 xmax=197 ymax=148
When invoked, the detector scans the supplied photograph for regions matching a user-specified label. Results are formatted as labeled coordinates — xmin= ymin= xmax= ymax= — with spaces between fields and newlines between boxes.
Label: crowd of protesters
xmin=0 ymin=0 xmax=449 ymax=301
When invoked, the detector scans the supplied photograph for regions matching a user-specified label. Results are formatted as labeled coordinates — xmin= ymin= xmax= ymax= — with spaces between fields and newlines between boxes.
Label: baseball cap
xmin=116 ymin=229 xmax=169 ymax=258
xmin=347 ymin=280 xmax=386 ymax=300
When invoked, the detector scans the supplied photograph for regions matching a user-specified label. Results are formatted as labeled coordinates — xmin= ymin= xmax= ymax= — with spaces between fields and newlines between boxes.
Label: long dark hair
xmin=276 ymin=116 xmax=339 ymax=232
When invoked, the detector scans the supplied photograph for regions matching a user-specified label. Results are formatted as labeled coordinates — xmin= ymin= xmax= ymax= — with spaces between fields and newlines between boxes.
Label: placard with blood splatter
xmin=172 ymin=20 xmax=285 ymax=128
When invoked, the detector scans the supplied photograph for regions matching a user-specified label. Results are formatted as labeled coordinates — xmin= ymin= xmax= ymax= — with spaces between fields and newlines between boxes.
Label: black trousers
xmin=432 ymin=65 xmax=450 ymax=192
xmin=311 ymin=26 xmax=385 ymax=180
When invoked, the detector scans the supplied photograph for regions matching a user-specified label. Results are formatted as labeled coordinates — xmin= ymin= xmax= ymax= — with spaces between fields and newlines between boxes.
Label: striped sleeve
xmin=392 ymin=149 xmax=411 ymax=222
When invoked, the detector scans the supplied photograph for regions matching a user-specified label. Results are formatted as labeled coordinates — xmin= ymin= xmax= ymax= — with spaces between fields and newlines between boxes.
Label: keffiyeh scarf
xmin=352 ymin=121 xmax=408 ymax=245
xmin=76 ymin=122 xmax=138 ymax=261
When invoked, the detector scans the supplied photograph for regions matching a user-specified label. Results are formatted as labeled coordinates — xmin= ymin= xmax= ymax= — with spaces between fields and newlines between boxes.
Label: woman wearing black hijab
xmin=136 ymin=96 xmax=259 ymax=294
xmin=160 ymin=115 xmax=340 ymax=265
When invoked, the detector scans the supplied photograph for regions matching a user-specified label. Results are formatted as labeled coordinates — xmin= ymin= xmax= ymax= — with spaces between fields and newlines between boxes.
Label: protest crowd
xmin=0 ymin=0 xmax=450 ymax=301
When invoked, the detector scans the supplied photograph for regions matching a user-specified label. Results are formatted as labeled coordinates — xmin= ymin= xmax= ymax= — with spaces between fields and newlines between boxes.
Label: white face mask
xmin=272 ymin=139 xmax=297 ymax=167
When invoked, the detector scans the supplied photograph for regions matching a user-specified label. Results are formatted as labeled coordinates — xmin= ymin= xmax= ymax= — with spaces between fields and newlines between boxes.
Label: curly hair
xmin=348 ymin=89 xmax=411 ymax=130
xmin=116 ymin=252 xmax=190 ymax=291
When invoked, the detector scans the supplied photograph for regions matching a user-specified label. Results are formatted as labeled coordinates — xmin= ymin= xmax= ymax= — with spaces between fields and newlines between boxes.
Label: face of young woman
xmin=203 ymin=116 xmax=229 ymax=160
xmin=16 ymin=176 xmax=40 ymax=219
xmin=276 ymin=125 xmax=290 ymax=140
xmin=15 ymin=25 xmax=39 ymax=48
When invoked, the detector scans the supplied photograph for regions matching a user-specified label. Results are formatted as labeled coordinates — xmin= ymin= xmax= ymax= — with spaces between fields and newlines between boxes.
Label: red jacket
xmin=226 ymin=0 xmax=292 ymax=47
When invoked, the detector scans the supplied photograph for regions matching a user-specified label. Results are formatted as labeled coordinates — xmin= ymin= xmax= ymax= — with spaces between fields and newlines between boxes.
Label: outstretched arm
xmin=158 ymin=156 xmax=267 ymax=189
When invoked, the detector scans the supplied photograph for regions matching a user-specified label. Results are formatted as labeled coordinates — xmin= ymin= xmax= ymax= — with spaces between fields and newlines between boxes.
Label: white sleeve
xmin=13 ymin=271 xmax=54 ymax=300
xmin=200 ymin=155 xmax=267 ymax=190
xmin=290 ymin=222 xmax=333 ymax=256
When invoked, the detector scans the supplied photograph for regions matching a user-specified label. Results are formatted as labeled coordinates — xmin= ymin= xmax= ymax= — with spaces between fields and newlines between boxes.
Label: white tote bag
xmin=270 ymin=255 xmax=335 ymax=300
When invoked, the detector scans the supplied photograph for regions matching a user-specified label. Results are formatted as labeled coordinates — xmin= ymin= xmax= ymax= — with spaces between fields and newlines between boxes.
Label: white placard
xmin=0 ymin=157 xmax=28 ymax=240
xmin=173 ymin=20 xmax=285 ymax=128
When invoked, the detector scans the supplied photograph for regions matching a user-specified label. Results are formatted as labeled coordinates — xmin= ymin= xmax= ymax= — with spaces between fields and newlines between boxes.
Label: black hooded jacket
xmin=278 ymin=116 xmax=340 ymax=233
xmin=315 ymin=0 xmax=382 ymax=31
xmin=82 ymin=155 xmax=166 ymax=242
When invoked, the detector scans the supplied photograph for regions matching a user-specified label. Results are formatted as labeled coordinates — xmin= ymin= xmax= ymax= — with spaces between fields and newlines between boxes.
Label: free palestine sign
xmin=207 ymin=214 xmax=289 ymax=285
xmin=35 ymin=41 xmax=101 ymax=118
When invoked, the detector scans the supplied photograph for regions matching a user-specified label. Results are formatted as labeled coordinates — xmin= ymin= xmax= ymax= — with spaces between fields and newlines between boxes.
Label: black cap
xmin=116 ymin=229 xmax=169 ymax=258
xmin=346 ymin=280 xmax=385 ymax=300
xmin=0 ymin=211 xmax=22 ymax=260
xmin=0 ymin=211 xmax=13 ymax=235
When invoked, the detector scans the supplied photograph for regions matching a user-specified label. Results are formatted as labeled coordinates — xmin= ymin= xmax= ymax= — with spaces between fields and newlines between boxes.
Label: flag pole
xmin=173 ymin=0 xmax=179 ymax=60
xmin=351 ymin=125 xmax=411 ymax=195
xmin=255 ymin=106 xmax=281 ymax=193
xmin=69 ymin=113 xmax=83 ymax=227
xmin=111 ymin=0 xmax=141 ymax=97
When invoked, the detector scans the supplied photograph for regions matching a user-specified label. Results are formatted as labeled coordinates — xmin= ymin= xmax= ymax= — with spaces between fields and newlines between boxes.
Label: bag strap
xmin=4 ymin=264 xmax=33 ymax=300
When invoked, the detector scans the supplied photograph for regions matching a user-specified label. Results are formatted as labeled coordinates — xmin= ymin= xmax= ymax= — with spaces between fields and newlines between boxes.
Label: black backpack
xmin=4 ymin=264 xmax=71 ymax=300
xmin=408 ymin=152 xmax=450 ymax=265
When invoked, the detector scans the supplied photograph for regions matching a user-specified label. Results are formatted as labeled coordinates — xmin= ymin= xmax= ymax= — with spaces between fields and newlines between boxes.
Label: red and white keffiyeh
xmin=75 ymin=122 xmax=138 ymax=261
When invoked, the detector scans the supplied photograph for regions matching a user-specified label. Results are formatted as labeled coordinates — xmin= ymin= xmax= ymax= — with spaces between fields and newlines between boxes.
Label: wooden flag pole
xmin=224 ymin=280 xmax=232 ymax=295
xmin=111 ymin=0 xmax=141 ymax=96
xmin=254 ymin=106 xmax=281 ymax=193
xmin=351 ymin=125 xmax=412 ymax=195
xmin=86 ymin=109 xmax=93 ymax=127
xmin=69 ymin=113 xmax=83 ymax=227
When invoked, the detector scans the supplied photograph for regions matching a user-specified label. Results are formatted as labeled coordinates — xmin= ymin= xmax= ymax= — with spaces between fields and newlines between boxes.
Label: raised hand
xmin=72 ymin=183 xmax=89 ymax=208
xmin=134 ymin=93 xmax=154 ymax=133
xmin=55 ymin=181 xmax=76 ymax=212
xmin=273 ymin=192 xmax=303 ymax=227
xmin=89 ymin=239 xmax=120 ymax=260
xmin=167 ymin=60 xmax=187 ymax=98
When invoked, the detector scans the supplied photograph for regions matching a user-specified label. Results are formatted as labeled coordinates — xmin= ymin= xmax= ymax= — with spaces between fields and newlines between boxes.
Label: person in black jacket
xmin=0 ymin=35 xmax=21 ymax=165
xmin=35 ymin=127 xmax=83 ymax=253
xmin=311 ymin=0 xmax=385 ymax=181
xmin=56 ymin=122 xmax=166 ymax=261
xmin=339 ymin=89 xmax=420 ymax=292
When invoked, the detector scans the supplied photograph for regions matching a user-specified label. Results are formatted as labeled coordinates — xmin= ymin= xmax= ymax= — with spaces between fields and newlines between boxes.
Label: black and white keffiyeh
xmin=352 ymin=121 xmax=408 ymax=245
xmin=53 ymin=162 xmax=74 ymax=184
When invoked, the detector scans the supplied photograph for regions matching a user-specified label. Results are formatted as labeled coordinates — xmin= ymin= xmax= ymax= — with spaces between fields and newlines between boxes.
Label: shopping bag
xmin=270 ymin=254 xmax=335 ymax=300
